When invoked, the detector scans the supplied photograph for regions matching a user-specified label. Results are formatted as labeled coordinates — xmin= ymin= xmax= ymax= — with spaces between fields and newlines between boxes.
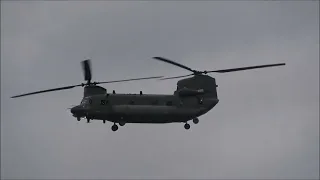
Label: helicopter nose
xmin=70 ymin=106 xmax=84 ymax=116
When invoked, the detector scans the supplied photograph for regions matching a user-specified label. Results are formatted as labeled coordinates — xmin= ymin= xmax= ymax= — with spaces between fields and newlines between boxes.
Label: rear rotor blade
xmin=11 ymin=84 xmax=82 ymax=98
xmin=153 ymin=57 xmax=196 ymax=73
xmin=159 ymin=74 xmax=194 ymax=80
xmin=95 ymin=76 xmax=164 ymax=84
xmin=82 ymin=59 xmax=92 ymax=82
xmin=206 ymin=63 xmax=286 ymax=73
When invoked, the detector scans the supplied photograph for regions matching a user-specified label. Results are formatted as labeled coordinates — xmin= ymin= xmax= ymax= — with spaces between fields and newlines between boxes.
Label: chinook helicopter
xmin=11 ymin=57 xmax=285 ymax=131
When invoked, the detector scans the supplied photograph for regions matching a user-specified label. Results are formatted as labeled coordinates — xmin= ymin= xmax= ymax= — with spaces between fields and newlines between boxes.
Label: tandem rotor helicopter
xmin=11 ymin=57 xmax=285 ymax=131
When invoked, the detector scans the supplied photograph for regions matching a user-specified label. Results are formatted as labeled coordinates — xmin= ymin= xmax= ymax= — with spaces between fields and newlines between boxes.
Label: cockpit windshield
xmin=80 ymin=97 xmax=90 ymax=107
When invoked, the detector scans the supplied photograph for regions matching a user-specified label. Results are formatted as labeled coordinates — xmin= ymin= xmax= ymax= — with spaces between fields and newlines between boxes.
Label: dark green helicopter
xmin=11 ymin=57 xmax=285 ymax=131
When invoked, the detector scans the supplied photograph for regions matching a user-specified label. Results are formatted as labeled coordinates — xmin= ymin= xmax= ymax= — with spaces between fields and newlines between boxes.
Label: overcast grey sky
xmin=1 ymin=1 xmax=319 ymax=179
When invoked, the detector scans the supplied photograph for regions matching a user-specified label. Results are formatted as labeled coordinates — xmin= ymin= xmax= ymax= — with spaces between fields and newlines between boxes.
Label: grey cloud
xmin=1 ymin=1 xmax=319 ymax=179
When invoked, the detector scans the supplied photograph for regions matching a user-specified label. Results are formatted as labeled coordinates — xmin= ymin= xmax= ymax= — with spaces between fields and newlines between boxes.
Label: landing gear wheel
xmin=119 ymin=122 xmax=125 ymax=126
xmin=193 ymin=118 xmax=199 ymax=124
xmin=86 ymin=117 xmax=90 ymax=123
xmin=184 ymin=123 xmax=190 ymax=130
xmin=111 ymin=124 xmax=118 ymax=131
xmin=103 ymin=120 xmax=106 ymax=124
xmin=77 ymin=117 xmax=81 ymax=121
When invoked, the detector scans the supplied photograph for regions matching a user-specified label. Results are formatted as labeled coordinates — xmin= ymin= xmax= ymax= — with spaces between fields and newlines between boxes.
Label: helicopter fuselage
xmin=71 ymin=93 xmax=219 ymax=124
xmin=71 ymin=75 xmax=219 ymax=124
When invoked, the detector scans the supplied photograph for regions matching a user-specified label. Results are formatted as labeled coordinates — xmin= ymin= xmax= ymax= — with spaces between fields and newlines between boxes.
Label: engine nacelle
xmin=177 ymin=88 xmax=205 ymax=97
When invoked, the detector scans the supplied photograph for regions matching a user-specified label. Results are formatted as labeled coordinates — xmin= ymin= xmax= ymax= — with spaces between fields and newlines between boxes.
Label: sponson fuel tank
xmin=111 ymin=105 xmax=203 ymax=116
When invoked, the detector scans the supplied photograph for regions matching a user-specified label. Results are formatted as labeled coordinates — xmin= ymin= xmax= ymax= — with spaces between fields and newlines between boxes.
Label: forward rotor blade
xmin=95 ymin=76 xmax=164 ymax=84
xmin=153 ymin=57 xmax=196 ymax=73
xmin=82 ymin=59 xmax=92 ymax=81
xmin=11 ymin=76 xmax=163 ymax=98
xmin=207 ymin=63 xmax=286 ymax=73
xmin=159 ymin=74 xmax=194 ymax=80
xmin=11 ymin=84 xmax=82 ymax=98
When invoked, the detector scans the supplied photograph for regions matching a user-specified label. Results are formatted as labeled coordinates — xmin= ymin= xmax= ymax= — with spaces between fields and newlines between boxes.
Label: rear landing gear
xmin=119 ymin=122 xmax=125 ymax=126
xmin=193 ymin=118 xmax=199 ymax=124
xmin=111 ymin=124 xmax=118 ymax=131
xmin=77 ymin=117 xmax=81 ymax=121
xmin=184 ymin=123 xmax=190 ymax=130
xmin=86 ymin=117 xmax=90 ymax=123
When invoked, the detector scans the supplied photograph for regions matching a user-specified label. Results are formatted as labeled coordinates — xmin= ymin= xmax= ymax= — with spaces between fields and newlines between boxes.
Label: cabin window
xmin=100 ymin=100 xmax=105 ymax=105
xmin=199 ymin=98 xmax=203 ymax=104
xmin=152 ymin=100 xmax=158 ymax=105
xmin=166 ymin=101 xmax=173 ymax=106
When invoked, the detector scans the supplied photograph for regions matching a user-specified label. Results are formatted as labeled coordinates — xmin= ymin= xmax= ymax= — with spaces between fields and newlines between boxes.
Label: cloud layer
xmin=1 ymin=1 xmax=319 ymax=179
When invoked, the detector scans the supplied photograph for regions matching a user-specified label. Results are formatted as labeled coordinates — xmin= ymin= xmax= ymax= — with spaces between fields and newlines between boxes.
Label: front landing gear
xmin=184 ymin=118 xmax=199 ymax=129
xmin=184 ymin=123 xmax=190 ymax=130
xmin=111 ymin=123 xmax=118 ymax=131
xmin=193 ymin=118 xmax=199 ymax=124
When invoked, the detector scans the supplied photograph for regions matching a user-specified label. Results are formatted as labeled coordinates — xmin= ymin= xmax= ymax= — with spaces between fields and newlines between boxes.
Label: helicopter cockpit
xmin=80 ymin=97 xmax=91 ymax=107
